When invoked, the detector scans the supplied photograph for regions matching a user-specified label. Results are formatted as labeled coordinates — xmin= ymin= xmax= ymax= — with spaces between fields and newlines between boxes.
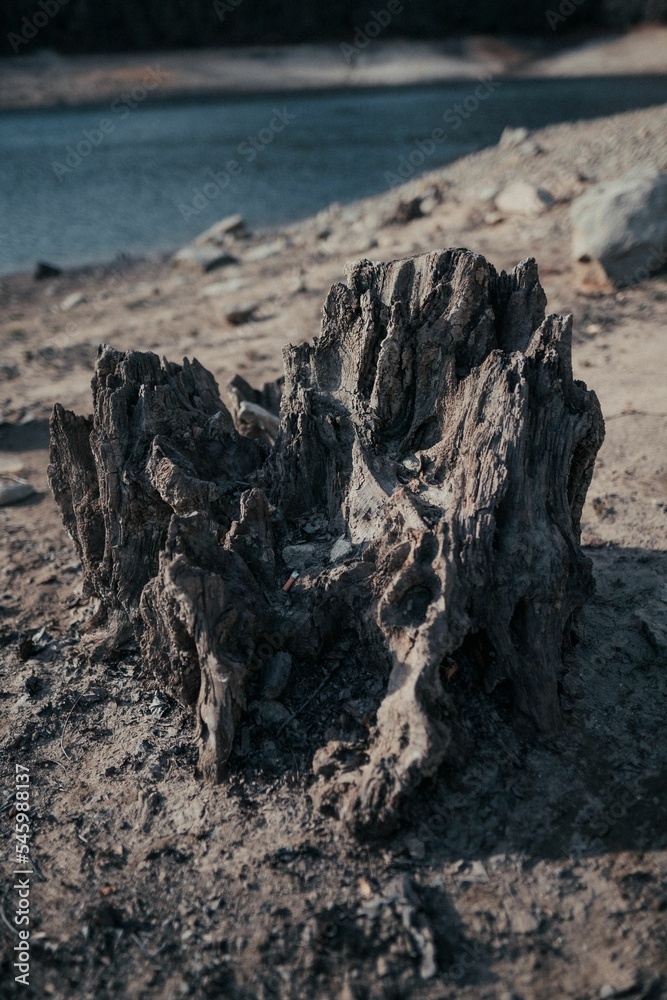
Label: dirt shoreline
xmin=1 ymin=27 xmax=666 ymax=111
xmin=1 ymin=103 xmax=667 ymax=1000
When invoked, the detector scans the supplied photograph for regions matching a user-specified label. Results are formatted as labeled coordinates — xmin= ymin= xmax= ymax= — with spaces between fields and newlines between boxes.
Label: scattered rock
xmin=0 ymin=480 xmax=36 ymax=506
xmin=192 ymin=213 xmax=247 ymax=247
xmin=0 ymin=457 xmax=24 ymax=474
xmin=382 ymin=197 xmax=424 ymax=226
xmin=404 ymin=835 xmax=426 ymax=860
xmin=82 ymin=685 xmax=107 ymax=704
xmin=330 ymin=536 xmax=353 ymax=562
xmin=496 ymin=180 xmax=554 ymax=217
xmin=17 ymin=636 xmax=38 ymax=660
xmin=225 ymin=303 xmax=258 ymax=325
xmin=282 ymin=544 xmax=318 ymax=572
xmin=507 ymin=907 xmax=539 ymax=934
xmin=478 ymin=184 xmax=500 ymax=203
xmin=172 ymin=246 xmax=239 ymax=272
xmin=199 ymin=276 xmax=248 ymax=297
xmin=149 ymin=692 xmax=170 ymax=719
xmin=571 ymin=170 xmax=667 ymax=287
xmin=400 ymin=454 xmax=421 ymax=474
xmin=255 ymin=700 xmax=291 ymax=727
xmin=484 ymin=210 xmax=505 ymax=226
xmin=460 ymin=860 xmax=489 ymax=884
xmin=61 ymin=292 xmax=85 ymax=311
xmin=261 ymin=651 xmax=292 ymax=701
xmin=288 ymin=274 xmax=307 ymax=294
xmin=498 ymin=126 xmax=543 ymax=156
xmin=419 ymin=196 xmax=438 ymax=215
xmin=498 ymin=126 xmax=529 ymax=150
xmin=419 ymin=187 xmax=442 ymax=215
xmin=244 ymin=240 xmax=285 ymax=263
xmin=34 ymin=261 xmax=61 ymax=280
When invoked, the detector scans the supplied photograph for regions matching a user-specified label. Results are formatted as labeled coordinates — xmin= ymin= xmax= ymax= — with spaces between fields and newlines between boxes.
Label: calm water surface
xmin=1 ymin=75 xmax=666 ymax=275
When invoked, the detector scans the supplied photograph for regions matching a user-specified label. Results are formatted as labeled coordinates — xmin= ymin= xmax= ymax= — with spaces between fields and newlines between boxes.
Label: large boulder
xmin=571 ymin=170 xmax=667 ymax=288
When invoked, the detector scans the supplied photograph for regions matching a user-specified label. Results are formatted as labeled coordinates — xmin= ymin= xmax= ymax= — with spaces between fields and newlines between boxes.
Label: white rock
xmin=498 ymin=126 xmax=542 ymax=155
xmin=496 ymin=181 xmax=554 ymax=217
xmin=192 ymin=213 xmax=246 ymax=247
xmin=199 ymin=276 xmax=248 ymax=297
xmin=0 ymin=457 xmax=24 ymax=474
xmin=244 ymin=240 xmax=285 ymax=263
xmin=0 ymin=480 xmax=35 ymax=506
xmin=571 ymin=170 xmax=667 ymax=286
xmin=419 ymin=195 xmax=439 ymax=215
xmin=330 ymin=536 xmax=353 ymax=562
xmin=498 ymin=126 xmax=529 ymax=150
xmin=61 ymin=292 xmax=85 ymax=311
xmin=478 ymin=185 xmax=500 ymax=203
xmin=172 ymin=245 xmax=238 ymax=272
xmin=400 ymin=454 xmax=421 ymax=473
xmin=484 ymin=211 xmax=505 ymax=226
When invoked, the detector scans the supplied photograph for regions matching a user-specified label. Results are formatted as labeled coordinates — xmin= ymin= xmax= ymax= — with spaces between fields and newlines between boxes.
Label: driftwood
xmin=48 ymin=249 xmax=604 ymax=833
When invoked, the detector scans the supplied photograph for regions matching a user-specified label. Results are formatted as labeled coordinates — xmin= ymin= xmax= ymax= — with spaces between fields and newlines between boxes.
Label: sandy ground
xmin=1 ymin=104 xmax=667 ymax=999
xmin=1 ymin=28 xmax=666 ymax=110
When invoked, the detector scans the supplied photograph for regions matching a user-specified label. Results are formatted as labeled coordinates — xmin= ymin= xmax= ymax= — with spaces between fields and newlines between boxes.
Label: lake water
xmin=1 ymin=75 xmax=666 ymax=276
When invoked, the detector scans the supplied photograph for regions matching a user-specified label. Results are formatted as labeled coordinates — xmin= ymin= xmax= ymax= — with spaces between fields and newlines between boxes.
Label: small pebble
xmin=226 ymin=303 xmax=258 ymax=325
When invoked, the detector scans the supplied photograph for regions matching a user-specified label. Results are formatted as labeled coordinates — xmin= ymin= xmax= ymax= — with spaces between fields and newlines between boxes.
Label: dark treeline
xmin=3 ymin=0 xmax=667 ymax=55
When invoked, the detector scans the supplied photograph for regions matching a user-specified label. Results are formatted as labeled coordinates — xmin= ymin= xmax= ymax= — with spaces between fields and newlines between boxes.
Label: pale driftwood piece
xmin=238 ymin=401 xmax=281 ymax=442
xmin=227 ymin=373 xmax=283 ymax=446
xmin=48 ymin=249 xmax=604 ymax=834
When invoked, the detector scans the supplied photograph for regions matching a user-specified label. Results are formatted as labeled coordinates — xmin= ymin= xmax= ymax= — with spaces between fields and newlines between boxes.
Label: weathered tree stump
xmin=48 ymin=249 xmax=604 ymax=833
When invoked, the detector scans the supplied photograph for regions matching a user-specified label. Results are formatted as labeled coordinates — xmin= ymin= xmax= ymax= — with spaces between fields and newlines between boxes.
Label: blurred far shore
xmin=2 ymin=28 xmax=666 ymax=111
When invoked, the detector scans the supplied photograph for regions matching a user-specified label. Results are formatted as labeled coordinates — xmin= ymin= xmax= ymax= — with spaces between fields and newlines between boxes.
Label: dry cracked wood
xmin=49 ymin=248 xmax=604 ymax=834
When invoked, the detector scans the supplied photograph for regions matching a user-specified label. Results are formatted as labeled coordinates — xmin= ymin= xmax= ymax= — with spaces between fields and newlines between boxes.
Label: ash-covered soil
xmin=1 ymin=105 xmax=667 ymax=1000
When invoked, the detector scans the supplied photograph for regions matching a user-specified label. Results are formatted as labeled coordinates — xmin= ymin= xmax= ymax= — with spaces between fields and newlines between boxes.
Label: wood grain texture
xmin=49 ymin=249 xmax=604 ymax=833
